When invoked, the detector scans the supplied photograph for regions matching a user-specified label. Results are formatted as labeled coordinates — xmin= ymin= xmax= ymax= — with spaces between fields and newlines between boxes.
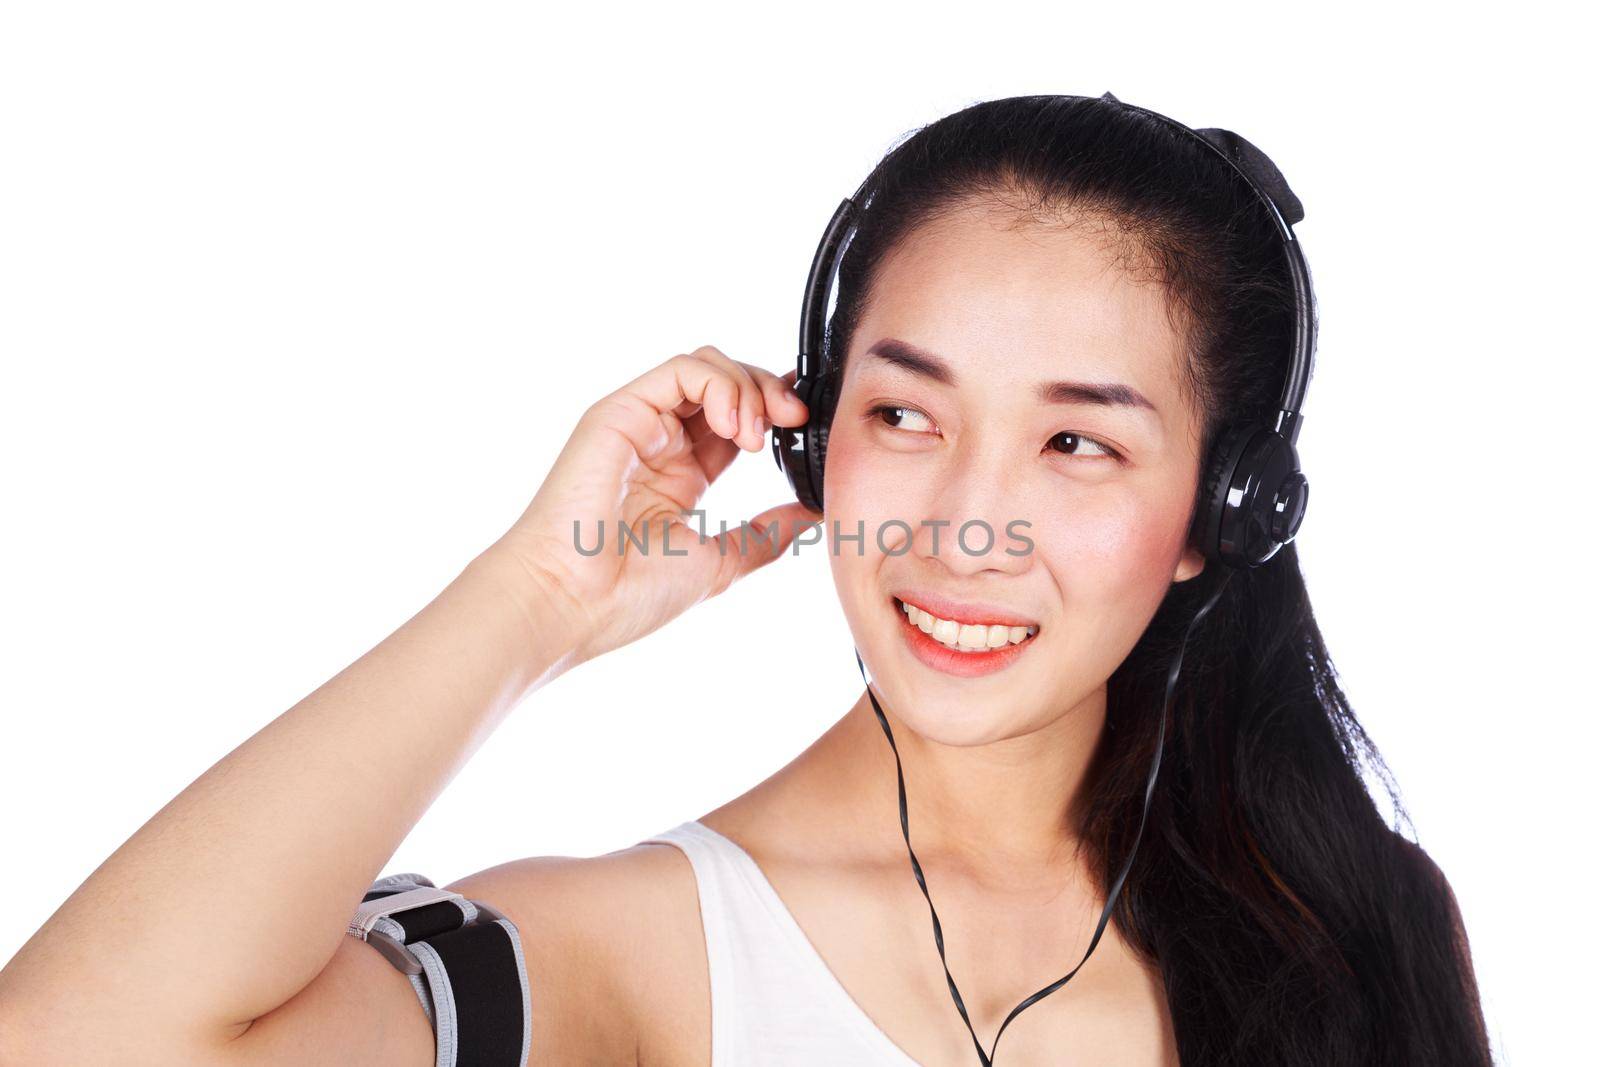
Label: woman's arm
xmin=0 ymin=548 xmax=573 ymax=1064
xmin=0 ymin=346 xmax=812 ymax=1065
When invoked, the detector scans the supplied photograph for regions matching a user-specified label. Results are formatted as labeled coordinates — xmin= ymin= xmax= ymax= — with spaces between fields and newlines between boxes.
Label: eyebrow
xmin=863 ymin=337 xmax=1159 ymax=414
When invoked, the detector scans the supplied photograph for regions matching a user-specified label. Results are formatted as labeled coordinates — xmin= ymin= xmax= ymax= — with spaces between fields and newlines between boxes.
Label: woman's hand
xmin=482 ymin=345 xmax=815 ymax=668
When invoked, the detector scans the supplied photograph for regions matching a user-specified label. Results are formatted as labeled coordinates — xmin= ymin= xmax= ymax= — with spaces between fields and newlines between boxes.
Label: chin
xmin=855 ymin=646 xmax=1048 ymax=749
xmin=889 ymin=700 xmax=1034 ymax=748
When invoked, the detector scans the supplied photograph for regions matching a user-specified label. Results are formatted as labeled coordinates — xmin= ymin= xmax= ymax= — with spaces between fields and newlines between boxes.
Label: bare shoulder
xmin=444 ymin=838 xmax=710 ymax=1066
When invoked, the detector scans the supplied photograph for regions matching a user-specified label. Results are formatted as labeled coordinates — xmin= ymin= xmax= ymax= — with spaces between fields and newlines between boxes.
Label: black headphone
xmin=771 ymin=91 xmax=1318 ymax=570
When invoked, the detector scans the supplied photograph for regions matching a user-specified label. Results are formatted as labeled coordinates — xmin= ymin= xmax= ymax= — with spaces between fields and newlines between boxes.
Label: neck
xmin=836 ymin=683 xmax=1107 ymax=883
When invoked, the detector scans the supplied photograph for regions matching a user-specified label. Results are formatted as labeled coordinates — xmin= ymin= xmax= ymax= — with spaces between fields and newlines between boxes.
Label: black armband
xmin=349 ymin=872 xmax=530 ymax=1067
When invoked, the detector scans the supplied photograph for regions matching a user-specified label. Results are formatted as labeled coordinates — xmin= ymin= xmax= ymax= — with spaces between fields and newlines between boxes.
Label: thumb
xmin=715 ymin=502 xmax=820 ymax=585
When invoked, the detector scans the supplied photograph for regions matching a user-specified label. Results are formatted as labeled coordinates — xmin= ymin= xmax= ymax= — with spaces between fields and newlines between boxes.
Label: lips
xmin=895 ymin=597 xmax=1037 ymax=649
xmin=890 ymin=594 xmax=1040 ymax=678
xmin=889 ymin=590 xmax=1040 ymax=629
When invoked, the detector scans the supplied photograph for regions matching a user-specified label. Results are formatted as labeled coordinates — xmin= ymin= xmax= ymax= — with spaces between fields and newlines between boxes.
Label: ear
xmin=1173 ymin=542 xmax=1207 ymax=583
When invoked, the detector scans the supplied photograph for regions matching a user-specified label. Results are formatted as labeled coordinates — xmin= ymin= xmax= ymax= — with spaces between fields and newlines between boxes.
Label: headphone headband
xmin=1101 ymin=93 xmax=1317 ymax=445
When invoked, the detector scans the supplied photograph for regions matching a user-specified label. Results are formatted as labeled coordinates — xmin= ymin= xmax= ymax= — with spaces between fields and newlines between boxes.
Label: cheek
xmin=819 ymin=427 xmax=941 ymax=643
xmin=1029 ymin=483 xmax=1190 ymax=598
xmin=820 ymin=418 xmax=891 ymax=506
xmin=819 ymin=420 xmax=935 ymax=550
xmin=1020 ymin=487 xmax=1192 ymax=711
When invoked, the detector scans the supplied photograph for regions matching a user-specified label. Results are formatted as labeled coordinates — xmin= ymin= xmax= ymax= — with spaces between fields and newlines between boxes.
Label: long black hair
xmin=821 ymin=95 xmax=1491 ymax=1066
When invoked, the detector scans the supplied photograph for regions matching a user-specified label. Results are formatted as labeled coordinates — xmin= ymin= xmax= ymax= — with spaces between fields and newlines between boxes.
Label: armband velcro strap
xmin=350 ymin=885 xmax=469 ymax=938
xmin=351 ymin=872 xmax=530 ymax=1067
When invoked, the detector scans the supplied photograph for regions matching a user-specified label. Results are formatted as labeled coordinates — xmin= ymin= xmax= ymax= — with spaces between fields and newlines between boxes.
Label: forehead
xmin=846 ymin=199 xmax=1197 ymax=429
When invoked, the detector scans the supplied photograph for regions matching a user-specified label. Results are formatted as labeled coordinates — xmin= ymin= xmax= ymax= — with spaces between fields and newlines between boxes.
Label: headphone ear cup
xmin=771 ymin=374 xmax=815 ymax=510
xmin=804 ymin=370 xmax=842 ymax=513
xmin=1192 ymin=422 xmax=1253 ymax=567
xmin=1196 ymin=420 xmax=1308 ymax=569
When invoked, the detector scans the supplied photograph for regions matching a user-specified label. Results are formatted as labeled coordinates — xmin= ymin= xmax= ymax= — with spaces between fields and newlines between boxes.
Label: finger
xmin=681 ymin=406 xmax=717 ymax=446
xmin=691 ymin=424 xmax=740 ymax=483
xmin=613 ymin=352 xmax=742 ymax=445
xmin=570 ymin=355 xmax=745 ymax=496
xmin=778 ymin=368 xmax=813 ymax=425
xmin=676 ymin=379 xmax=754 ymax=481
xmin=711 ymin=501 xmax=817 ymax=591
xmin=686 ymin=345 xmax=765 ymax=452
xmin=674 ymin=392 xmax=726 ymax=442
xmin=668 ymin=400 xmax=717 ymax=456
xmin=745 ymin=363 xmax=809 ymax=428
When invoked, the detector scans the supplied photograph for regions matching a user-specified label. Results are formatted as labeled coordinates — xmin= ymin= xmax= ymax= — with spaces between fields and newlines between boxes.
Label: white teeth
xmin=898 ymin=599 xmax=1037 ymax=652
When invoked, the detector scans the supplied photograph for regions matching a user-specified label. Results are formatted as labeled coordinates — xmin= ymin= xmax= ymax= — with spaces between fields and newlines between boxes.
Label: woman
xmin=0 ymin=94 xmax=1490 ymax=1065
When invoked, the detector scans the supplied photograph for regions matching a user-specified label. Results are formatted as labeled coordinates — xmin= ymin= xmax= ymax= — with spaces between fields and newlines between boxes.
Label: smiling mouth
xmin=891 ymin=596 xmax=1040 ymax=654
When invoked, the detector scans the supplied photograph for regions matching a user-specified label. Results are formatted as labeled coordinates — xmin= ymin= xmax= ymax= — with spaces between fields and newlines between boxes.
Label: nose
xmin=906 ymin=449 xmax=1034 ymax=578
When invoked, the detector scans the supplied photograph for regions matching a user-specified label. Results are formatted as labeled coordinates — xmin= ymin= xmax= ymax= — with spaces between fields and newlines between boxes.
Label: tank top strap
xmin=635 ymin=819 xmax=924 ymax=1066
xmin=637 ymin=820 xmax=747 ymax=1059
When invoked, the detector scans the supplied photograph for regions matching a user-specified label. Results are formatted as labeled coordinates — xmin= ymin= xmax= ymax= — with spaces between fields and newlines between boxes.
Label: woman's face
xmin=824 ymin=197 xmax=1209 ymax=746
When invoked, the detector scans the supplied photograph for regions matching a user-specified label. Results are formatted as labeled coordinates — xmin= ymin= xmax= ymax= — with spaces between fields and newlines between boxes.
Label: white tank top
xmin=638 ymin=819 xmax=922 ymax=1065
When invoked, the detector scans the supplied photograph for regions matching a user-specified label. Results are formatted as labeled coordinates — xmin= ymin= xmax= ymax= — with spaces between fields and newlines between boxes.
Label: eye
xmin=866 ymin=403 xmax=939 ymax=435
xmin=868 ymin=403 xmax=1123 ymax=462
xmin=1046 ymin=430 xmax=1122 ymax=462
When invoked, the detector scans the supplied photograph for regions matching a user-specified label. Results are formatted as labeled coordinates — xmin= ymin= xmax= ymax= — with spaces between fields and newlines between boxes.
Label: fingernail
xmin=729 ymin=404 xmax=739 ymax=430
xmin=754 ymin=415 xmax=767 ymax=436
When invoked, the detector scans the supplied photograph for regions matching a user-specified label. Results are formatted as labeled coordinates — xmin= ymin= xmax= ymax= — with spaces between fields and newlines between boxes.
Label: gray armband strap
xmin=350 ymin=872 xmax=530 ymax=1067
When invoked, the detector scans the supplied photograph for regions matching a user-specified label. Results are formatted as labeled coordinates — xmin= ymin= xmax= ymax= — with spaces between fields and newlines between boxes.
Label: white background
xmin=1 ymin=3 xmax=1589 ymax=1062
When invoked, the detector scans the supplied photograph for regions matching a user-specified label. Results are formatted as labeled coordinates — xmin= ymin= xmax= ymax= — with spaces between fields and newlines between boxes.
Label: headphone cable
xmin=854 ymin=569 xmax=1232 ymax=1065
